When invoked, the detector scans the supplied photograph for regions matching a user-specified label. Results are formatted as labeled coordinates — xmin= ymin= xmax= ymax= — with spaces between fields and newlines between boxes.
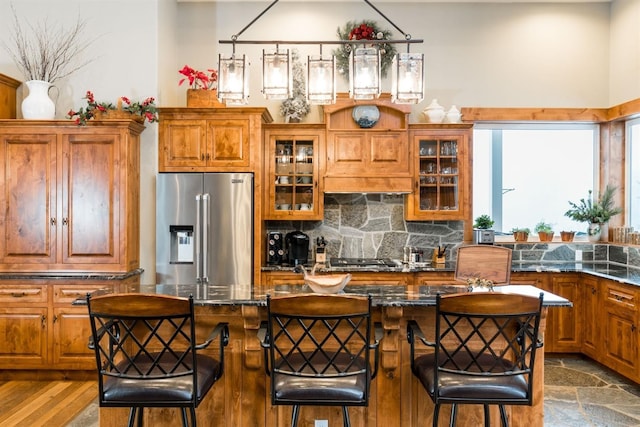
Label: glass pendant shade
xmin=306 ymin=55 xmax=336 ymax=105
xmin=262 ymin=48 xmax=291 ymax=99
xmin=218 ymin=54 xmax=249 ymax=105
xmin=349 ymin=47 xmax=381 ymax=100
xmin=391 ymin=52 xmax=424 ymax=104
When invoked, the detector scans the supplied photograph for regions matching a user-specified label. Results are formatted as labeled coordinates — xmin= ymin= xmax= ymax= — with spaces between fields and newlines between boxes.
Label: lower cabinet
xmin=602 ymin=279 xmax=639 ymax=382
xmin=0 ymin=277 xmax=139 ymax=371
xmin=547 ymin=274 xmax=582 ymax=353
xmin=581 ymin=276 xmax=601 ymax=359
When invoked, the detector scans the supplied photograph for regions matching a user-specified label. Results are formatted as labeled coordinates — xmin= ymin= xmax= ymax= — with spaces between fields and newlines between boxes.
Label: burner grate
xmin=330 ymin=258 xmax=397 ymax=267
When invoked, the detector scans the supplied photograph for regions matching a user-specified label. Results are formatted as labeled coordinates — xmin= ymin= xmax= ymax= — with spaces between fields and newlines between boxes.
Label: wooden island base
xmin=98 ymin=303 xmax=547 ymax=427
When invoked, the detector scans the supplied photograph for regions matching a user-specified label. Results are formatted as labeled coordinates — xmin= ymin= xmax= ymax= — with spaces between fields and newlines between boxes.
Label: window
xmin=627 ymin=118 xmax=640 ymax=232
xmin=473 ymin=124 xmax=598 ymax=238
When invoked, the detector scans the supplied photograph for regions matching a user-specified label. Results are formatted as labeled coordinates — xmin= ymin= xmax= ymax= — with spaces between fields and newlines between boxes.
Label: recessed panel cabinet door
xmin=0 ymin=134 xmax=57 ymax=265
xmin=62 ymin=134 xmax=119 ymax=264
xmin=0 ymin=307 xmax=48 ymax=367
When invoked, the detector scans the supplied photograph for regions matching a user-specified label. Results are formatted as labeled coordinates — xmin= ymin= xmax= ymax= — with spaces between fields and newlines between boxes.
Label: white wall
xmin=0 ymin=0 xmax=636 ymax=284
xmin=609 ymin=0 xmax=640 ymax=105
xmin=161 ymin=1 xmax=612 ymax=124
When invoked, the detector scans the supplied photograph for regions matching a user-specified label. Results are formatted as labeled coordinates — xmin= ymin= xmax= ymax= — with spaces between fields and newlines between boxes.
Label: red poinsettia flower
xmin=178 ymin=65 xmax=218 ymax=90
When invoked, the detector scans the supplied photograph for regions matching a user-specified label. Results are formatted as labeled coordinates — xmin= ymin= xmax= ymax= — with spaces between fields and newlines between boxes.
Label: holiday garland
xmin=334 ymin=20 xmax=397 ymax=80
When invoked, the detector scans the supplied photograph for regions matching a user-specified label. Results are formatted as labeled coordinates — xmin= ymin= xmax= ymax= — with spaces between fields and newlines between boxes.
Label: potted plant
xmin=511 ymin=227 xmax=530 ymax=242
xmin=534 ymin=221 xmax=554 ymax=242
xmin=3 ymin=6 xmax=94 ymax=119
xmin=473 ymin=214 xmax=495 ymax=244
xmin=564 ymin=185 xmax=622 ymax=242
xmin=178 ymin=65 xmax=223 ymax=107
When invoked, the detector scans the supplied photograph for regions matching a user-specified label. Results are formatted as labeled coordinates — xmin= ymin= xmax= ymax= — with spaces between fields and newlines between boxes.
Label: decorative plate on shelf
xmin=352 ymin=105 xmax=380 ymax=128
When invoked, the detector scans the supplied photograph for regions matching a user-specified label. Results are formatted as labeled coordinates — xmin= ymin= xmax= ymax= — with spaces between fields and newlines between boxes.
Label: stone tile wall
xmin=265 ymin=194 xmax=640 ymax=268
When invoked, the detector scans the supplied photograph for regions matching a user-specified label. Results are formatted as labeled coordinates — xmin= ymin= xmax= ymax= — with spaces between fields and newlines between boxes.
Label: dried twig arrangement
xmin=1 ymin=4 xmax=94 ymax=83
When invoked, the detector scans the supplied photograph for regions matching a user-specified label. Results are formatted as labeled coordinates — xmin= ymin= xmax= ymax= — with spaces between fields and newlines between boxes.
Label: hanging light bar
xmin=350 ymin=47 xmax=381 ymax=100
xmin=307 ymin=45 xmax=336 ymax=105
xmin=392 ymin=50 xmax=424 ymax=104
xmin=218 ymin=0 xmax=424 ymax=104
xmin=262 ymin=46 xmax=291 ymax=99
xmin=217 ymin=43 xmax=250 ymax=105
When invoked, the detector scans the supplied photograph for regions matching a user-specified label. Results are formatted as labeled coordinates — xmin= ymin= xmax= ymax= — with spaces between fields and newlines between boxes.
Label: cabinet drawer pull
xmin=11 ymin=292 xmax=26 ymax=298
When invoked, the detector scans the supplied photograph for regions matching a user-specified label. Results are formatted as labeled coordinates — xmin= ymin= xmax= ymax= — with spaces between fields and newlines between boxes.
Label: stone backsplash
xmin=265 ymin=194 xmax=640 ymax=268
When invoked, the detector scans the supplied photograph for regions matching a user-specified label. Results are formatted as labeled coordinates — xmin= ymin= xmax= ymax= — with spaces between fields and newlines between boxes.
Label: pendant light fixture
xmin=262 ymin=47 xmax=291 ymax=99
xmin=350 ymin=47 xmax=381 ymax=100
xmin=391 ymin=51 xmax=424 ymax=104
xmin=307 ymin=46 xmax=336 ymax=105
xmin=217 ymin=44 xmax=250 ymax=105
xmin=218 ymin=0 xmax=424 ymax=105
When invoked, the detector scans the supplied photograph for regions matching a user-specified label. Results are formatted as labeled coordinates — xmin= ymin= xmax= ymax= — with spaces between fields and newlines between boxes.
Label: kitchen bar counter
xmin=126 ymin=282 xmax=570 ymax=307
xmin=96 ymin=282 xmax=565 ymax=427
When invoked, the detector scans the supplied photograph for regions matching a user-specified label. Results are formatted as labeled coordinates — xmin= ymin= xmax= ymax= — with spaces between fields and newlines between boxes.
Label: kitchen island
xmin=94 ymin=282 xmax=569 ymax=427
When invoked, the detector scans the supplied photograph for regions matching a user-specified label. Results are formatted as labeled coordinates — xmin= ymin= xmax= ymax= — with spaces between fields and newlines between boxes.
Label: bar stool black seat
xmin=407 ymin=292 xmax=544 ymax=427
xmin=258 ymin=294 xmax=382 ymax=427
xmin=87 ymin=293 xmax=229 ymax=427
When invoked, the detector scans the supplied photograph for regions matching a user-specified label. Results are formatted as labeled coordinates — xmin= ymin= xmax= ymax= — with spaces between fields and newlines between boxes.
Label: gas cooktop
xmin=330 ymin=258 xmax=398 ymax=267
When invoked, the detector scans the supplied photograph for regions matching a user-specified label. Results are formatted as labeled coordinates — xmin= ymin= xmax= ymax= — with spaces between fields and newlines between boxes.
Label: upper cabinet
xmin=263 ymin=124 xmax=324 ymax=220
xmin=0 ymin=120 xmax=144 ymax=272
xmin=405 ymin=124 xmax=472 ymax=221
xmin=158 ymin=108 xmax=272 ymax=172
xmin=322 ymin=94 xmax=413 ymax=193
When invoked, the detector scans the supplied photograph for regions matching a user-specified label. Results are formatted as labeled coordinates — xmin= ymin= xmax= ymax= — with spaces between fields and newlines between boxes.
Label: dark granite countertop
xmin=263 ymin=261 xmax=640 ymax=286
xmin=123 ymin=283 xmax=570 ymax=308
xmin=0 ymin=268 xmax=144 ymax=281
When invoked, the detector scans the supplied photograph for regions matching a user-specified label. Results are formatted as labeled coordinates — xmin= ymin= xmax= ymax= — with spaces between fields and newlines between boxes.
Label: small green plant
xmin=511 ymin=227 xmax=530 ymax=234
xmin=534 ymin=221 xmax=553 ymax=234
xmin=564 ymin=185 xmax=622 ymax=224
xmin=473 ymin=214 xmax=494 ymax=229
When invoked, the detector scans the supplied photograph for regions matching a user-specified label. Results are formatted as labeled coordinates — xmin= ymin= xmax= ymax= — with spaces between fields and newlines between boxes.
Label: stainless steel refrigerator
xmin=156 ymin=173 xmax=253 ymax=285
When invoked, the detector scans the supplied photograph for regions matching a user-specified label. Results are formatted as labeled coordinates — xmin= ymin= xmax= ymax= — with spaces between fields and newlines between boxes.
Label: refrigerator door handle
xmin=202 ymin=193 xmax=210 ymax=283
xmin=195 ymin=194 xmax=202 ymax=283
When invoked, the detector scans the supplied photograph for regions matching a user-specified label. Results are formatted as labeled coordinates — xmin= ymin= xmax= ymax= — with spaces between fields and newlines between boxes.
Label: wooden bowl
xmin=304 ymin=273 xmax=352 ymax=294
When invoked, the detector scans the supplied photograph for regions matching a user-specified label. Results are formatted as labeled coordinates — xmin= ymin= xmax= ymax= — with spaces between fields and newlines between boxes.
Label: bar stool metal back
xmin=87 ymin=293 xmax=229 ymax=427
xmin=259 ymin=294 xmax=382 ymax=427
xmin=407 ymin=292 xmax=544 ymax=427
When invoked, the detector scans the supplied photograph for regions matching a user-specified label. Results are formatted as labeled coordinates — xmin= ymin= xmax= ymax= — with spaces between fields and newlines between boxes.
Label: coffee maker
xmin=285 ymin=230 xmax=309 ymax=266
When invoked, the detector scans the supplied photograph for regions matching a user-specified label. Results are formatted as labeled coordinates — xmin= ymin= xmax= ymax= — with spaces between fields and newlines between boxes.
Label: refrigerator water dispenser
xmin=169 ymin=225 xmax=194 ymax=263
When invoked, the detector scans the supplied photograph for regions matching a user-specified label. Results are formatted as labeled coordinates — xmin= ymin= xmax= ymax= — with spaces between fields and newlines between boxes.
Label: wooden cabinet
xmin=405 ymin=124 xmax=472 ymax=221
xmin=0 ymin=284 xmax=48 ymax=367
xmin=263 ymin=125 xmax=324 ymax=219
xmin=546 ymin=274 xmax=582 ymax=353
xmin=581 ymin=275 xmax=601 ymax=359
xmin=602 ymin=279 xmax=639 ymax=381
xmin=322 ymin=94 xmax=413 ymax=193
xmin=0 ymin=120 xmax=143 ymax=272
xmin=158 ymin=108 xmax=272 ymax=172
xmin=0 ymin=277 xmax=139 ymax=371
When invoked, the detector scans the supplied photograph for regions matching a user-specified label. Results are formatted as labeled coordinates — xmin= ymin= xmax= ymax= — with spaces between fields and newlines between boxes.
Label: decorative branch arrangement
xmin=1 ymin=4 xmax=94 ymax=83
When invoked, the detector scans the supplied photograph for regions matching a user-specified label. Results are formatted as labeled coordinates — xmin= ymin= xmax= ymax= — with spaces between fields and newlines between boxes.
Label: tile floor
xmin=66 ymin=356 xmax=640 ymax=426
xmin=545 ymin=357 xmax=640 ymax=426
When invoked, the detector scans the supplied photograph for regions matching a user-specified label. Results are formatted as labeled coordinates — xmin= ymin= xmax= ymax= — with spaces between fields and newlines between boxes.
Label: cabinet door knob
xmin=50 ymin=218 xmax=56 ymax=226
xmin=62 ymin=218 xmax=69 ymax=226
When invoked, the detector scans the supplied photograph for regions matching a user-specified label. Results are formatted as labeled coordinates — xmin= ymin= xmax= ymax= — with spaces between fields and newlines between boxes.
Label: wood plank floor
xmin=0 ymin=381 xmax=97 ymax=427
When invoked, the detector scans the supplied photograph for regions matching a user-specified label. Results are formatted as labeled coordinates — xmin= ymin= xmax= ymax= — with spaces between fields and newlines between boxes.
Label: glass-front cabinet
xmin=405 ymin=124 xmax=472 ymax=221
xmin=264 ymin=126 xmax=323 ymax=219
